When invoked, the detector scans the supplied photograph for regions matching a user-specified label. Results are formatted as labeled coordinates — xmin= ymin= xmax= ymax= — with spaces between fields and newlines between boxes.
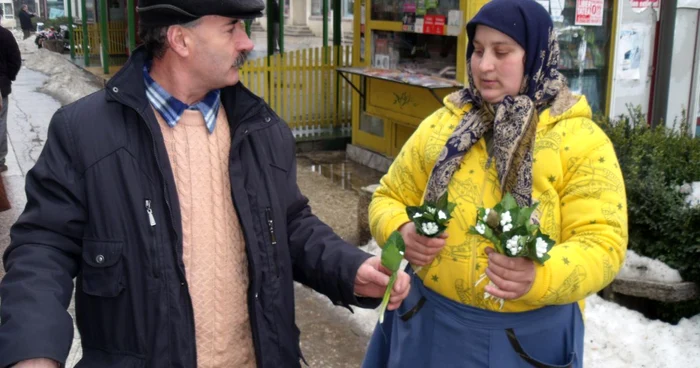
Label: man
xmin=0 ymin=1 xmax=411 ymax=367
xmin=0 ymin=17 xmax=21 ymax=173
xmin=19 ymin=5 xmax=35 ymax=40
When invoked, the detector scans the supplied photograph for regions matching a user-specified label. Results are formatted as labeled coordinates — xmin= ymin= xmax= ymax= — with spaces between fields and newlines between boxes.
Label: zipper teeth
xmin=140 ymin=109 xmax=196 ymax=367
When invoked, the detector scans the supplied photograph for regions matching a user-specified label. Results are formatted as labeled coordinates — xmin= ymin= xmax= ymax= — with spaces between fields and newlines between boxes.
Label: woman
xmin=363 ymin=0 xmax=627 ymax=367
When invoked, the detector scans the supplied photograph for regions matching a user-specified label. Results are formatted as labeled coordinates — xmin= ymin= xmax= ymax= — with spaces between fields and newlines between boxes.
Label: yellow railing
xmin=239 ymin=46 xmax=353 ymax=136
xmin=73 ymin=21 xmax=128 ymax=57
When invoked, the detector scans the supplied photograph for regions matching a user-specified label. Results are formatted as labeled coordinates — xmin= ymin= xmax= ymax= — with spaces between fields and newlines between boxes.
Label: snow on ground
xmin=618 ymin=250 xmax=683 ymax=283
xmin=311 ymin=239 xmax=700 ymax=367
xmin=12 ymin=29 xmax=101 ymax=105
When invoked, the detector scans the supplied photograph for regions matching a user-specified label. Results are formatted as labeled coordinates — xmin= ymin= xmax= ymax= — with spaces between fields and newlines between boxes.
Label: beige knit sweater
xmin=155 ymin=106 xmax=256 ymax=367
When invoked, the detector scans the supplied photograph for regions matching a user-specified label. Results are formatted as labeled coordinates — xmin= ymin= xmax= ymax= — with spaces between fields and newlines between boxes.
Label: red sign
xmin=433 ymin=15 xmax=446 ymax=35
xmin=630 ymin=0 xmax=660 ymax=11
xmin=423 ymin=15 xmax=435 ymax=34
xmin=422 ymin=15 xmax=445 ymax=35
xmin=575 ymin=0 xmax=604 ymax=26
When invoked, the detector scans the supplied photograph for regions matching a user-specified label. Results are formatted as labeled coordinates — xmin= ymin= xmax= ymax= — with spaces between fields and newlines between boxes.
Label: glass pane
xmin=311 ymin=0 xmax=322 ymax=16
xmin=360 ymin=113 xmax=385 ymax=137
xmin=372 ymin=30 xmax=458 ymax=80
xmin=549 ymin=0 xmax=613 ymax=114
xmin=2 ymin=4 xmax=14 ymax=19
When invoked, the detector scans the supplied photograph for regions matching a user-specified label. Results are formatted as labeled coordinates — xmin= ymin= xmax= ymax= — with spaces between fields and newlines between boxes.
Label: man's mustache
xmin=234 ymin=51 xmax=250 ymax=68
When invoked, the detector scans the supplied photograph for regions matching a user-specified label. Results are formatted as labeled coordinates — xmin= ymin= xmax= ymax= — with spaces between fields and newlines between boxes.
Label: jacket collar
xmin=105 ymin=47 xmax=271 ymax=132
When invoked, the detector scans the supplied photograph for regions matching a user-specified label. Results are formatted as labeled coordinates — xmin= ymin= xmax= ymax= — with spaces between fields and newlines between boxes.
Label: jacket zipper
xmin=228 ymin=106 xmax=266 ymax=366
xmin=140 ymin=110 xmax=197 ymax=368
xmin=265 ymin=207 xmax=279 ymax=278
xmin=145 ymin=199 xmax=159 ymax=279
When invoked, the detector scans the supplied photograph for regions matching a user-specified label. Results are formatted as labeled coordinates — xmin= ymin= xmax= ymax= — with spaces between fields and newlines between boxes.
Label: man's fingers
xmin=366 ymin=266 xmax=390 ymax=287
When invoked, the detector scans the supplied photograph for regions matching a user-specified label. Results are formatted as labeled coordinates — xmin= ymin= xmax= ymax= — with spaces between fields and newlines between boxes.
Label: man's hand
xmin=354 ymin=256 xmax=411 ymax=311
xmin=12 ymin=358 xmax=59 ymax=368
xmin=484 ymin=247 xmax=536 ymax=300
xmin=399 ymin=222 xmax=448 ymax=266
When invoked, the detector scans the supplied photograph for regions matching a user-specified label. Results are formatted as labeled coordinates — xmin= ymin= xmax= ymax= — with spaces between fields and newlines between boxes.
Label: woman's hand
xmin=484 ymin=247 xmax=536 ymax=300
xmin=399 ymin=222 xmax=448 ymax=267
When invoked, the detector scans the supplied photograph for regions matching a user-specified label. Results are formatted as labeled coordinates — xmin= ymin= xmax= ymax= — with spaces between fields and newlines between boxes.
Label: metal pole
xmin=279 ymin=0 xmax=284 ymax=54
xmin=651 ymin=0 xmax=678 ymax=128
xmin=333 ymin=0 xmax=341 ymax=47
xmin=67 ymin=0 xmax=75 ymax=60
xmin=333 ymin=0 xmax=341 ymax=126
xmin=322 ymin=0 xmax=328 ymax=49
xmin=81 ymin=0 xmax=89 ymax=66
xmin=267 ymin=0 xmax=274 ymax=57
xmin=99 ymin=0 xmax=109 ymax=75
xmin=245 ymin=19 xmax=251 ymax=37
xmin=127 ymin=0 xmax=135 ymax=52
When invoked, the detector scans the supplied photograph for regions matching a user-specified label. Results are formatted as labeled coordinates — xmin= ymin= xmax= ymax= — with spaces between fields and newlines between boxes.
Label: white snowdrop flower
xmin=422 ymin=222 xmax=439 ymax=236
xmin=506 ymin=236 xmax=520 ymax=254
xmin=413 ymin=212 xmax=423 ymax=219
xmin=426 ymin=206 xmax=436 ymax=214
xmin=500 ymin=211 xmax=512 ymax=226
xmin=536 ymin=237 xmax=548 ymax=258
xmin=503 ymin=223 xmax=513 ymax=232
xmin=438 ymin=210 xmax=447 ymax=220
xmin=483 ymin=208 xmax=491 ymax=222
xmin=475 ymin=223 xmax=486 ymax=234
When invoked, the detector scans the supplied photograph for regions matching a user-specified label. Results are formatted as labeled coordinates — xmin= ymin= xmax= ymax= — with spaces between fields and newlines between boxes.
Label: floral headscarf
xmin=424 ymin=0 xmax=569 ymax=207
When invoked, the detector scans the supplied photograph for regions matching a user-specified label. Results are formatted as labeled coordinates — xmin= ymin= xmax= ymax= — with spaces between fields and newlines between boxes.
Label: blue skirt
xmin=362 ymin=274 xmax=584 ymax=368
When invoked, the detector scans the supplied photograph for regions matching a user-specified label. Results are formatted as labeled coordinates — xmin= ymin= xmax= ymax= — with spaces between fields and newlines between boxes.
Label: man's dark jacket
xmin=18 ymin=10 xmax=34 ymax=31
xmin=0 ymin=48 xmax=374 ymax=368
xmin=0 ymin=25 xmax=21 ymax=97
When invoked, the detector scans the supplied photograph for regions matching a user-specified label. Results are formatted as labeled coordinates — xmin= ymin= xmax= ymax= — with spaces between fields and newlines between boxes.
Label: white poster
xmin=447 ymin=10 xmax=462 ymax=36
xmin=617 ymin=24 xmax=647 ymax=81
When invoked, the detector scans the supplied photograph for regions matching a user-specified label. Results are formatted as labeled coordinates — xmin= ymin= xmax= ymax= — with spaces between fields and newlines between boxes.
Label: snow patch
xmin=14 ymin=31 xmax=101 ymax=105
xmin=618 ymin=250 xmax=683 ymax=283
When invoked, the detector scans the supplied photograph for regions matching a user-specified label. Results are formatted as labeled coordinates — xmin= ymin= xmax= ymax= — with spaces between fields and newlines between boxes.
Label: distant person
xmin=270 ymin=0 xmax=281 ymax=53
xmin=19 ymin=5 xmax=36 ymax=40
xmin=0 ymin=19 xmax=21 ymax=173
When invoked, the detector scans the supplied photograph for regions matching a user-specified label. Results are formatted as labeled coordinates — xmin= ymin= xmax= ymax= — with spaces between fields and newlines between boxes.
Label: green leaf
xmin=501 ymin=193 xmax=518 ymax=211
xmin=381 ymin=231 xmax=405 ymax=272
xmin=437 ymin=192 xmax=449 ymax=210
xmin=406 ymin=206 xmax=422 ymax=220
xmin=446 ymin=202 xmax=457 ymax=216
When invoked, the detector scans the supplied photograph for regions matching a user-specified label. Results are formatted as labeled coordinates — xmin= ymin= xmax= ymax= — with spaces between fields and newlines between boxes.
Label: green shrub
xmin=597 ymin=106 xmax=700 ymax=323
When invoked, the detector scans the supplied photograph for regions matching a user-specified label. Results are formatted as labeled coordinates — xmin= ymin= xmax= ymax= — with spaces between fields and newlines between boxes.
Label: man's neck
xmin=149 ymin=57 xmax=210 ymax=105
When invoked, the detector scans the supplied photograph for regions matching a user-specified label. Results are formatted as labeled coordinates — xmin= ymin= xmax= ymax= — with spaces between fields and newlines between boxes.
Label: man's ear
xmin=167 ymin=25 xmax=192 ymax=58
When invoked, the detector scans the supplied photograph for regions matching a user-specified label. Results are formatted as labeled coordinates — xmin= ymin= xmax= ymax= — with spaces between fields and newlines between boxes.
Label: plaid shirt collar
xmin=143 ymin=62 xmax=221 ymax=134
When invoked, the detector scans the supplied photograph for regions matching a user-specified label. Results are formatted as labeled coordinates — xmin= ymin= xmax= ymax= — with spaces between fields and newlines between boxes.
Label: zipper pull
xmin=266 ymin=207 xmax=277 ymax=245
xmin=145 ymin=200 xmax=156 ymax=227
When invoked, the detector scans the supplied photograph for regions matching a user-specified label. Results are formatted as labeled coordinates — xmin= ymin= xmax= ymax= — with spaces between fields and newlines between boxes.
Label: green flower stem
xmin=378 ymin=272 xmax=398 ymax=324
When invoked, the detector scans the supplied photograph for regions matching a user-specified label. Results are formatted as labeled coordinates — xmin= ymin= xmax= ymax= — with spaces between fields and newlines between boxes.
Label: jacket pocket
xmin=264 ymin=207 xmax=280 ymax=279
xmin=81 ymin=239 xmax=125 ymax=297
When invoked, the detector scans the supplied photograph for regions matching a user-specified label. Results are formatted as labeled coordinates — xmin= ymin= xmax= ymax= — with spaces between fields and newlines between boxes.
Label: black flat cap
xmin=137 ymin=0 xmax=265 ymax=26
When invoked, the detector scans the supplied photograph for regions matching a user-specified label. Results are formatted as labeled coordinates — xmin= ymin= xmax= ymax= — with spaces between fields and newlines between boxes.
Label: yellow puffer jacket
xmin=369 ymin=91 xmax=628 ymax=313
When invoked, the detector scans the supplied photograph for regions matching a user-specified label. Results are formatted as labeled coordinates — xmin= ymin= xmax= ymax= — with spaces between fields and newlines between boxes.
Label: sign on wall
xmin=575 ymin=0 xmax=604 ymax=26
